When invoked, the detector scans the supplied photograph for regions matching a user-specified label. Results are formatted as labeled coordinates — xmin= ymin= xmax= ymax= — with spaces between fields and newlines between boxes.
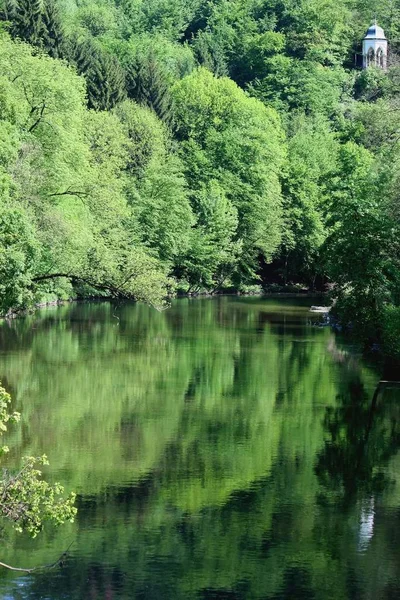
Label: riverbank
xmin=2 ymin=288 xmax=328 ymax=320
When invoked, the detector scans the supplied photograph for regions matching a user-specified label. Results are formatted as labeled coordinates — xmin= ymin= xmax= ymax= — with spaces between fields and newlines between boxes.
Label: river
xmin=0 ymin=297 xmax=399 ymax=599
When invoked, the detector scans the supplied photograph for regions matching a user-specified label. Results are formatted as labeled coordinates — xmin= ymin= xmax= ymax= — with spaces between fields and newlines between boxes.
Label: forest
xmin=0 ymin=0 xmax=400 ymax=358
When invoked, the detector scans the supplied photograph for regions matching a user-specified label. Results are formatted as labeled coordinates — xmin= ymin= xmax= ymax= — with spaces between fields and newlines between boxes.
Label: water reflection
xmin=0 ymin=297 xmax=398 ymax=599
xmin=315 ymin=379 xmax=400 ymax=506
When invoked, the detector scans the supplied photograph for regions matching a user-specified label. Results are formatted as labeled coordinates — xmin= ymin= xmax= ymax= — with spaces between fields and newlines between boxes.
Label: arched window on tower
xmin=376 ymin=47 xmax=384 ymax=68
xmin=367 ymin=47 xmax=375 ymax=67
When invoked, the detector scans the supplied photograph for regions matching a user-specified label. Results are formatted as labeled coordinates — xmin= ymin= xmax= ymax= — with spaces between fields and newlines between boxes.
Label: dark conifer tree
xmin=126 ymin=53 xmax=174 ymax=125
xmin=66 ymin=35 xmax=94 ymax=75
xmin=0 ymin=0 xmax=17 ymax=25
xmin=13 ymin=0 xmax=43 ymax=45
xmin=93 ymin=52 xmax=126 ymax=110
xmin=42 ymin=0 xmax=64 ymax=58
xmin=67 ymin=36 xmax=126 ymax=110
xmin=84 ymin=50 xmax=126 ymax=111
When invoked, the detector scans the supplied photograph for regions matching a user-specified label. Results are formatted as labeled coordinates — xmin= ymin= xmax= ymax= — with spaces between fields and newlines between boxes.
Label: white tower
xmin=363 ymin=21 xmax=388 ymax=70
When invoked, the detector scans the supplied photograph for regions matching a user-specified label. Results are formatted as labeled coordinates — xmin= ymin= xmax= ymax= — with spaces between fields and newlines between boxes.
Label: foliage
xmin=176 ymin=181 xmax=241 ymax=291
xmin=114 ymin=100 xmax=194 ymax=264
xmin=249 ymin=58 xmax=350 ymax=117
xmin=126 ymin=50 xmax=174 ymax=124
xmin=0 ymin=383 xmax=18 ymax=456
xmin=12 ymin=0 xmax=43 ymax=46
xmin=0 ymin=382 xmax=76 ymax=537
xmin=278 ymin=113 xmax=337 ymax=285
xmin=173 ymin=67 xmax=285 ymax=283
xmin=41 ymin=0 xmax=65 ymax=58
xmin=66 ymin=35 xmax=126 ymax=110
xmin=0 ymin=33 xmax=171 ymax=313
xmin=0 ymin=207 xmax=39 ymax=315
xmin=323 ymin=142 xmax=400 ymax=343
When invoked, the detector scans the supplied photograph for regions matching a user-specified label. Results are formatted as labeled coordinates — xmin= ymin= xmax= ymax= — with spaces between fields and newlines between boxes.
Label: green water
xmin=0 ymin=297 xmax=399 ymax=600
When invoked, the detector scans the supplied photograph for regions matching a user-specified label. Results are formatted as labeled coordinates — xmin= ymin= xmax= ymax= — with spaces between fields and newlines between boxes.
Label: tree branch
xmin=31 ymin=273 xmax=134 ymax=299
xmin=47 ymin=190 xmax=88 ymax=198
xmin=0 ymin=543 xmax=74 ymax=573
xmin=28 ymin=102 xmax=47 ymax=133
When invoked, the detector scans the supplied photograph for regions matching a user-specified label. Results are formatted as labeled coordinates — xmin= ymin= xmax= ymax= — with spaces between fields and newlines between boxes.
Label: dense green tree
xmin=173 ymin=67 xmax=285 ymax=285
xmin=176 ymin=181 xmax=241 ymax=291
xmin=88 ymin=50 xmax=126 ymax=110
xmin=12 ymin=0 xmax=43 ymax=45
xmin=131 ymin=158 xmax=194 ymax=263
xmin=323 ymin=142 xmax=400 ymax=343
xmin=126 ymin=51 xmax=174 ymax=123
xmin=248 ymin=57 xmax=350 ymax=117
xmin=0 ymin=33 xmax=171 ymax=313
xmin=277 ymin=114 xmax=338 ymax=285
xmin=67 ymin=36 xmax=126 ymax=110
xmin=73 ymin=1 xmax=119 ymax=38
xmin=0 ymin=207 xmax=39 ymax=315
xmin=119 ymin=0 xmax=202 ymax=39
xmin=122 ymin=33 xmax=196 ymax=79
xmin=114 ymin=100 xmax=194 ymax=264
xmin=188 ymin=0 xmax=352 ymax=82
xmin=114 ymin=99 xmax=167 ymax=178
xmin=41 ymin=0 xmax=64 ymax=58
xmin=0 ymin=0 xmax=17 ymax=24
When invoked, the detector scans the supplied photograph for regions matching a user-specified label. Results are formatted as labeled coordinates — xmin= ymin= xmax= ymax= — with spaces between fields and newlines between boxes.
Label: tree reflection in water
xmin=0 ymin=298 xmax=398 ymax=599
xmin=315 ymin=379 xmax=400 ymax=508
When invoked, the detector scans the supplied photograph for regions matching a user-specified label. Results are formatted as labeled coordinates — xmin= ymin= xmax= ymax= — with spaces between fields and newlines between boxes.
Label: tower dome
xmin=362 ymin=21 xmax=388 ymax=70
xmin=364 ymin=23 xmax=387 ymax=41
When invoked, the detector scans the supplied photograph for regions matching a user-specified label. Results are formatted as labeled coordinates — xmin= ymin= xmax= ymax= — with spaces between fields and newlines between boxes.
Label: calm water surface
xmin=0 ymin=297 xmax=399 ymax=600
